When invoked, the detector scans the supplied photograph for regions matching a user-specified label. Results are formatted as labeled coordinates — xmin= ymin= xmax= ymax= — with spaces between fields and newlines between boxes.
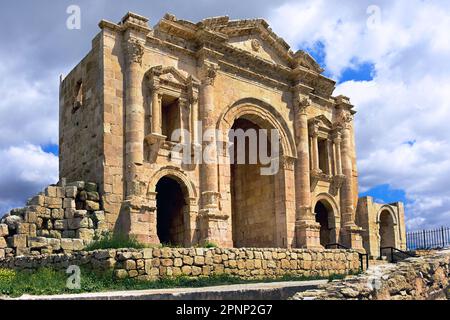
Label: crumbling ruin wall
xmin=0 ymin=180 xmax=107 ymax=259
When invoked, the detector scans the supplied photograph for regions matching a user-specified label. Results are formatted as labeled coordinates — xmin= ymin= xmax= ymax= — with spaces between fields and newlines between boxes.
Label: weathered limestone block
xmin=62 ymin=230 xmax=76 ymax=238
xmin=9 ymin=234 xmax=27 ymax=248
xmin=45 ymin=197 xmax=62 ymax=209
xmin=3 ymin=215 xmax=23 ymax=231
xmin=85 ymin=182 xmax=97 ymax=192
xmin=63 ymin=198 xmax=76 ymax=209
xmin=114 ymin=269 xmax=128 ymax=279
xmin=86 ymin=192 xmax=100 ymax=202
xmin=48 ymin=238 xmax=61 ymax=251
xmin=0 ymin=237 xmax=7 ymax=249
xmin=92 ymin=211 xmax=105 ymax=222
xmin=85 ymin=200 xmax=100 ymax=211
xmin=0 ymin=249 xmax=5 ymax=259
xmin=28 ymin=237 xmax=48 ymax=249
xmin=76 ymin=228 xmax=95 ymax=242
xmin=28 ymin=195 xmax=45 ymax=206
xmin=67 ymin=181 xmax=85 ymax=190
xmin=65 ymin=186 xmax=78 ymax=198
xmin=49 ymin=230 xmax=62 ymax=239
xmin=125 ymin=259 xmax=136 ymax=270
xmin=0 ymin=224 xmax=9 ymax=237
xmin=142 ymin=248 xmax=153 ymax=259
xmin=53 ymin=220 xmax=66 ymax=230
xmin=24 ymin=211 xmax=38 ymax=224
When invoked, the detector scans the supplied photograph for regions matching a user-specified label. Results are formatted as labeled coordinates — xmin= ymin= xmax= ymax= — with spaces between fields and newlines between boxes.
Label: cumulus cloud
xmin=0 ymin=144 xmax=58 ymax=215
xmin=269 ymin=0 xmax=450 ymax=230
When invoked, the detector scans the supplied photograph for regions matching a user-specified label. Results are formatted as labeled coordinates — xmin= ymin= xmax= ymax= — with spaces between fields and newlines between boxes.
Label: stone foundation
xmin=0 ymin=248 xmax=360 ymax=281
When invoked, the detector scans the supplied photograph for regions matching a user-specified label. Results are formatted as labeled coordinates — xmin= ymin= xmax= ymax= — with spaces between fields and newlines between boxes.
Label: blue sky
xmin=1 ymin=0 xmax=450 ymax=231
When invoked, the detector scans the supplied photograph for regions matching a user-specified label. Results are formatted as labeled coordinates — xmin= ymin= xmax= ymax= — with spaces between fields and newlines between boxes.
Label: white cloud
xmin=269 ymin=0 xmax=450 ymax=230
xmin=0 ymin=144 xmax=58 ymax=216
xmin=0 ymin=57 xmax=59 ymax=149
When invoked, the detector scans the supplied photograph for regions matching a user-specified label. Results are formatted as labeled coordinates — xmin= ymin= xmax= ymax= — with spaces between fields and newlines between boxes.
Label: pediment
xmin=149 ymin=66 xmax=187 ymax=84
xmin=309 ymin=114 xmax=333 ymax=130
xmin=228 ymin=34 xmax=291 ymax=67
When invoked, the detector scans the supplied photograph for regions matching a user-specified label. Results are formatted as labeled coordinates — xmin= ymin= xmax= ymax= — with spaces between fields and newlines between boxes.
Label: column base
xmin=199 ymin=208 xmax=233 ymax=248
xmin=122 ymin=196 xmax=160 ymax=245
xmin=341 ymin=225 xmax=365 ymax=253
xmin=295 ymin=220 xmax=323 ymax=249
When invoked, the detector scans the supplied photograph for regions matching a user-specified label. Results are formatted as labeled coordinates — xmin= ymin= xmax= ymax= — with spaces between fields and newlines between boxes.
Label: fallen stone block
xmin=0 ymin=224 xmax=8 ymax=237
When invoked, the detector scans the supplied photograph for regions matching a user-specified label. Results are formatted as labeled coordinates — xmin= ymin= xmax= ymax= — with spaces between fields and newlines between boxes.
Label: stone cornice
xmin=98 ymin=13 xmax=339 ymax=102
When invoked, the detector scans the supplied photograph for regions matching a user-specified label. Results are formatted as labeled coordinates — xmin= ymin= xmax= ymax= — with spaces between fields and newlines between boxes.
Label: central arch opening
xmin=230 ymin=117 xmax=276 ymax=248
xmin=379 ymin=210 xmax=396 ymax=249
xmin=155 ymin=176 xmax=186 ymax=246
xmin=314 ymin=201 xmax=333 ymax=247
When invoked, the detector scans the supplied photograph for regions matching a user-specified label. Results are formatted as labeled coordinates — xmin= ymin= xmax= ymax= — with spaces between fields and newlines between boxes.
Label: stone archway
xmin=378 ymin=209 xmax=397 ymax=249
xmin=230 ymin=117 xmax=276 ymax=247
xmin=313 ymin=194 xmax=340 ymax=247
xmin=217 ymin=98 xmax=297 ymax=248
xmin=147 ymin=168 xmax=198 ymax=246
xmin=155 ymin=176 xmax=186 ymax=245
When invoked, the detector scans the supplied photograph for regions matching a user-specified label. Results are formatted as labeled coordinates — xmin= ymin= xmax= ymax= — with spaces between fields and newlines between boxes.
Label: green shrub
xmin=84 ymin=231 xmax=146 ymax=251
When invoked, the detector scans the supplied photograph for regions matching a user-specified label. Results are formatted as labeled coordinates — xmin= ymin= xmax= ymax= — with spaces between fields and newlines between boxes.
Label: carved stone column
xmin=198 ymin=63 xmax=232 ymax=247
xmin=336 ymin=100 xmax=364 ymax=251
xmin=310 ymin=122 xmax=321 ymax=173
xmin=151 ymin=84 xmax=162 ymax=135
xmin=124 ymin=37 xmax=145 ymax=198
xmin=333 ymin=130 xmax=343 ymax=176
xmin=293 ymin=95 xmax=321 ymax=249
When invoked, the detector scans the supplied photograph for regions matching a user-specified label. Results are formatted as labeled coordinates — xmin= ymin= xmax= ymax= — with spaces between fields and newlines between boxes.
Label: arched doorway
xmin=379 ymin=210 xmax=396 ymax=248
xmin=230 ymin=117 xmax=276 ymax=247
xmin=314 ymin=200 xmax=334 ymax=247
xmin=155 ymin=176 xmax=186 ymax=246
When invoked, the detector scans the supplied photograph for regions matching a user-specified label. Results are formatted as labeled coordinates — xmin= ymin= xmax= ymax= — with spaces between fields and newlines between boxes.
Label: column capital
xmin=125 ymin=38 xmax=145 ymax=66
xmin=336 ymin=109 xmax=354 ymax=130
xmin=199 ymin=63 xmax=219 ymax=86
xmin=308 ymin=120 xmax=320 ymax=137
xmin=332 ymin=129 xmax=342 ymax=143
xmin=294 ymin=96 xmax=312 ymax=115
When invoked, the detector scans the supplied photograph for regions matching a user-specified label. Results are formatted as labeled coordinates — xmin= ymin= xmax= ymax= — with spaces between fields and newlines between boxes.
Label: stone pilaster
xmin=293 ymin=93 xmax=321 ymax=249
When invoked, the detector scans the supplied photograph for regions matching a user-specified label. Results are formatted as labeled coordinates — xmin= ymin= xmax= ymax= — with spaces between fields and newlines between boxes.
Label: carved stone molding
xmin=330 ymin=174 xmax=346 ymax=196
xmin=144 ymin=133 xmax=166 ymax=163
xmin=310 ymin=169 xmax=332 ymax=192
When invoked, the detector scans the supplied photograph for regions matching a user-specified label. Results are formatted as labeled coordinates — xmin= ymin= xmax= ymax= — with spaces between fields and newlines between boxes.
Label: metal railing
xmin=325 ymin=243 xmax=369 ymax=271
xmin=407 ymin=226 xmax=450 ymax=250
xmin=380 ymin=247 xmax=416 ymax=263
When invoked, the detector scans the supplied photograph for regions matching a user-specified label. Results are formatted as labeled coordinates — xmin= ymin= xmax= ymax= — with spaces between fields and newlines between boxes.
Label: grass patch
xmin=0 ymin=267 xmax=346 ymax=298
xmin=84 ymin=232 xmax=146 ymax=251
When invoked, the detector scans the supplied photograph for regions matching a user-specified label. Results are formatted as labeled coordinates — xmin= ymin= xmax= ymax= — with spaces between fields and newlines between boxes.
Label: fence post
xmin=442 ymin=227 xmax=446 ymax=248
xmin=423 ymin=230 xmax=426 ymax=249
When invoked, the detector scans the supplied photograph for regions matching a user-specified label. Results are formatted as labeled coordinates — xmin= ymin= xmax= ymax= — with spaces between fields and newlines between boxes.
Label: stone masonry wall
xmin=0 ymin=181 xmax=106 ymax=259
xmin=292 ymin=250 xmax=450 ymax=300
xmin=0 ymin=247 xmax=360 ymax=281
